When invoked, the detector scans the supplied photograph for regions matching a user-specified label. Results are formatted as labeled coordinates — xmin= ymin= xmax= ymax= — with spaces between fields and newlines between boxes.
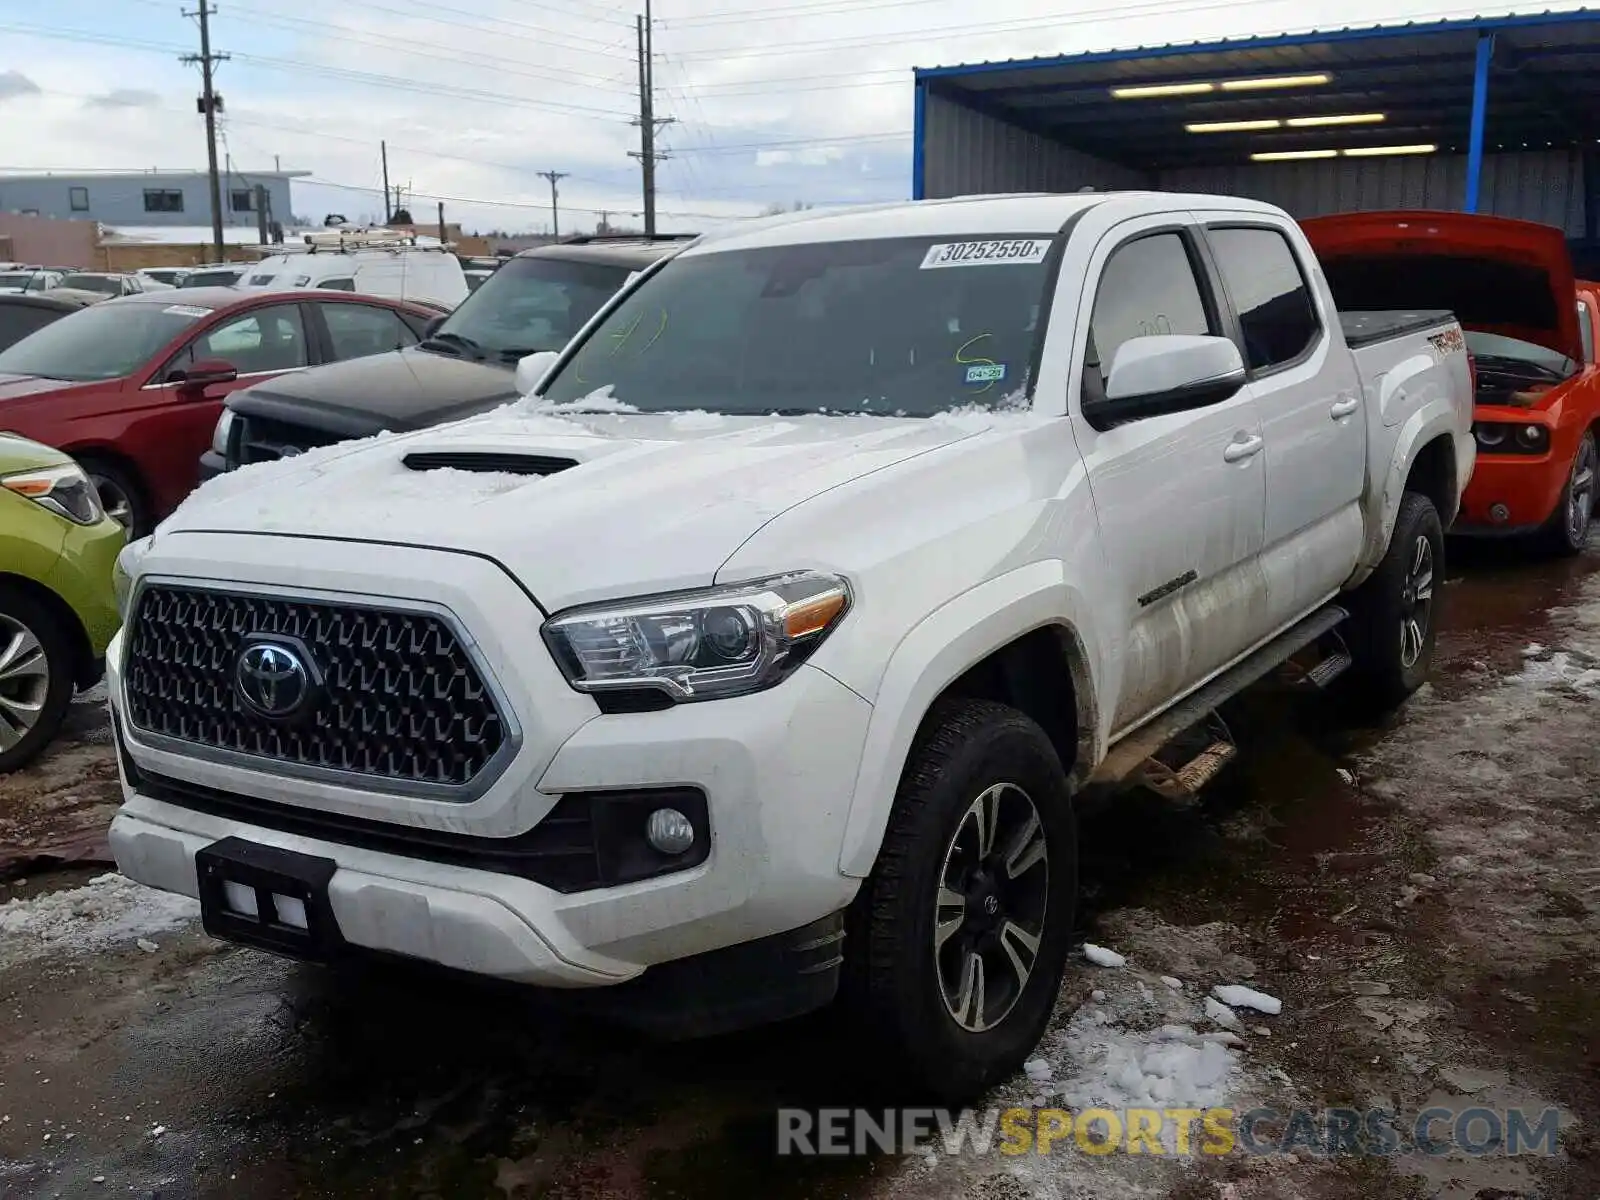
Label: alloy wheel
xmin=934 ymin=781 xmax=1050 ymax=1033
xmin=0 ymin=613 xmax=50 ymax=752
xmin=1399 ymin=534 xmax=1435 ymax=671
xmin=1566 ymin=437 xmax=1596 ymax=547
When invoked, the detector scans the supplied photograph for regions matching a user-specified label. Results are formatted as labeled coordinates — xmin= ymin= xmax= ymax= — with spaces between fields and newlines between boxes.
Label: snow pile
xmin=1211 ymin=984 xmax=1282 ymax=1015
xmin=668 ymin=409 xmax=727 ymax=431
xmin=1511 ymin=648 xmax=1600 ymax=696
xmin=1047 ymin=1011 xmax=1241 ymax=1122
xmin=0 ymin=874 xmax=198 ymax=965
xmin=1083 ymin=943 xmax=1127 ymax=968
xmin=518 ymin=384 xmax=638 ymax=415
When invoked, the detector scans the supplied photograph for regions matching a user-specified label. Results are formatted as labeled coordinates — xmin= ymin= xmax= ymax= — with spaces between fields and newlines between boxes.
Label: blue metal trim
xmin=914 ymin=8 xmax=1600 ymax=81
xmin=912 ymin=81 xmax=927 ymax=200
xmin=1465 ymin=32 xmax=1495 ymax=213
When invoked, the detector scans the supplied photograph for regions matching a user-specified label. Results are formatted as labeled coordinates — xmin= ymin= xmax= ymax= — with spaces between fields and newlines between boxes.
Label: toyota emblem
xmin=235 ymin=640 xmax=312 ymax=718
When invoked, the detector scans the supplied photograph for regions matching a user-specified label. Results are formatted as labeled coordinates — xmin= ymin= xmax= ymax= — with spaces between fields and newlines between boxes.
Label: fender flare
xmin=1350 ymin=397 xmax=1465 ymax=589
xmin=835 ymin=559 xmax=1102 ymax=879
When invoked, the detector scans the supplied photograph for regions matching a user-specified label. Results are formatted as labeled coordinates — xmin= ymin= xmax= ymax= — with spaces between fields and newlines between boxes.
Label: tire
xmin=76 ymin=455 xmax=151 ymax=538
xmin=845 ymin=698 xmax=1078 ymax=1103
xmin=1536 ymin=430 xmax=1596 ymax=557
xmin=1342 ymin=491 xmax=1444 ymax=715
xmin=0 ymin=585 xmax=76 ymax=774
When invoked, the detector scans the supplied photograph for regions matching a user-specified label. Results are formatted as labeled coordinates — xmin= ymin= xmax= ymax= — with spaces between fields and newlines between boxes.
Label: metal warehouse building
xmin=911 ymin=10 xmax=1600 ymax=240
xmin=0 ymin=169 xmax=307 ymax=228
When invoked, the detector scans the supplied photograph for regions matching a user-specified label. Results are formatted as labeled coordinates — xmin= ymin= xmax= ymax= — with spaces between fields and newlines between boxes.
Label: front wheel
xmin=0 ymin=585 xmax=76 ymax=774
xmin=1537 ymin=429 xmax=1596 ymax=557
xmin=845 ymin=699 xmax=1078 ymax=1103
xmin=1342 ymin=491 xmax=1444 ymax=715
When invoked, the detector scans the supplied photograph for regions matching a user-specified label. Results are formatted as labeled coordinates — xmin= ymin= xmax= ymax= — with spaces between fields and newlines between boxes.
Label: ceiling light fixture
xmin=1285 ymin=113 xmax=1386 ymax=127
xmin=1251 ymin=149 xmax=1339 ymax=161
xmin=1220 ymin=73 xmax=1332 ymax=91
xmin=1187 ymin=119 xmax=1283 ymax=133
xmin=1110 ymin=82 xmax=1216 ymax=98
xmin=1341 ymin=143 xmax=1437 ymax=156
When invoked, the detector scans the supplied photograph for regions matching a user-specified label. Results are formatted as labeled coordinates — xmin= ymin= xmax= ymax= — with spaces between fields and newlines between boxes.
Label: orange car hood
xmin=1302 ymin=210 xmax=1582 ymax=364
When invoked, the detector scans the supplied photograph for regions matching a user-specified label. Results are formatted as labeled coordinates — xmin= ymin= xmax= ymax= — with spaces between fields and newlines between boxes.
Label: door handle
xmin=1330 ymin=396 xmax=1360 ymax=419
xmin=1223 ymin=434 xmax=1264 ymax=463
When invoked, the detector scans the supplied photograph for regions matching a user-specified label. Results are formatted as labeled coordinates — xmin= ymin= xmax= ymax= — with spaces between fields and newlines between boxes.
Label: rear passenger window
xmin=321 ymin=303 xmax=417 ymax=361
xmin=1087 ymin=232 xmax=1212 ymax=379
xmin=1207 ymin=227 xmax=1321 ymax=372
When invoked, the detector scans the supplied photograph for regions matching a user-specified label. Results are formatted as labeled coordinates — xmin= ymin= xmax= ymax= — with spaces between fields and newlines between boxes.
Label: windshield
xmin=428 ymin=255 xmax=632 ymax=361
xmin=1464 ymin=331 xmax=1576 ymax=378
xmin=184 ymin=269 xmax=241 ymax=288
xmin=59 ymin=273 xmax=121 ymax=296
xmin=541 ymin=236 xmax=1055 ymax=416
xmin=0 ymin=273 xmax=37 ymax=290
xmin=0 ymin=301 xmax=208 ymax=381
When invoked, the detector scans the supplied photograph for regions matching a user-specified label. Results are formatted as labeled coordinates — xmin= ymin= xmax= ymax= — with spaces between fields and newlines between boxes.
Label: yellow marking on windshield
xmin=955 ymin=332 xmax=999 ymax=395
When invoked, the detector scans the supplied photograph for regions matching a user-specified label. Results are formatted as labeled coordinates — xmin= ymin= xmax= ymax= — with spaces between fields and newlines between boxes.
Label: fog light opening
xmin=1490 ymin=503 xmax=1511 ymax=524
xmin=646 ymin=807 xmax=697 ymax=855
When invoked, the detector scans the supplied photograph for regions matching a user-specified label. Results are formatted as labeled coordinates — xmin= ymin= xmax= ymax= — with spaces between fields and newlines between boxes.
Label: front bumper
xmin=1454 ymin=451 xmax=1566 ymax=535
xmin=106 ymin=541 xmax=872 ymax=987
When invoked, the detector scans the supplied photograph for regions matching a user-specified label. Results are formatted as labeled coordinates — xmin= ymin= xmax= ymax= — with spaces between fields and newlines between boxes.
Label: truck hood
xmin=1302 ymin=210 xmax=1582 ymax=363
xmin=155 ymin=405 xmax=987 ymax=610
xmin=227 ymin=347 xmax=519 ymax=438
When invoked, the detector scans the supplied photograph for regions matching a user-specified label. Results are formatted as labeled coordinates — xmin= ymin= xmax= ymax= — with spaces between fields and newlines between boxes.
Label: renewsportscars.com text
xmin=777 ymin=1106 xmax=1562 ymax=1159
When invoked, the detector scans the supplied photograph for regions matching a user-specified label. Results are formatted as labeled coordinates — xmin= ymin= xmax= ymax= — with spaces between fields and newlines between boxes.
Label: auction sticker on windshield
xmin=921 ymin=240 xmax=1051 ymax=269
xmin=163 ymin=305 xmax=213 ymax=318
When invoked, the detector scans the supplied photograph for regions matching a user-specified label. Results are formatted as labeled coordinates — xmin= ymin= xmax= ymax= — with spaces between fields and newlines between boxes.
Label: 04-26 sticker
xmin=921 ymin=239 xmax=1050 ymax=269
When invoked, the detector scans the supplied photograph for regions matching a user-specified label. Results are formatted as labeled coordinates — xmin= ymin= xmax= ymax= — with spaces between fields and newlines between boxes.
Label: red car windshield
xmin=0 ymin=301 xmax=210 ymax=382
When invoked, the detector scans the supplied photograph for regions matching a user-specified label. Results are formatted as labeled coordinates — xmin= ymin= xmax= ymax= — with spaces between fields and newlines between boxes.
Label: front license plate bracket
xmin=195 ymin=836 xmax=344 ymax=960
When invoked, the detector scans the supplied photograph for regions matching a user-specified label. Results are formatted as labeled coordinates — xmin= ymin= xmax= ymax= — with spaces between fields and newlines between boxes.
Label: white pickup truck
xmin=106 ymin=192 xmax=1473 ymax=1101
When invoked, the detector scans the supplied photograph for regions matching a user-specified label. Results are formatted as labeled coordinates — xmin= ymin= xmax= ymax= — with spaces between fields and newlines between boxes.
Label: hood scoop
xmin=402 ymin=451 xmax=578 ymax=476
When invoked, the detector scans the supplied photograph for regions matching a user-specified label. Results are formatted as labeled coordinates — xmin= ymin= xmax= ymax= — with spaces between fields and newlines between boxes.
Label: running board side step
xmin=1090 ymin=605 xmax=1349 ymax=787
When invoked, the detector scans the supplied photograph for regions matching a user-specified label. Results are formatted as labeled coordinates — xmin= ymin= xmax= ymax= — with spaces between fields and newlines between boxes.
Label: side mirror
xmin=172 ymin=358 xmax=239 ymax=391
xmin=423 ymin=315 xmax=446 ymax=338
xmin=514 ymin=350 xmax=561 ymax=396
xmin=1088 ymin=335 xmax=1246 ymax=425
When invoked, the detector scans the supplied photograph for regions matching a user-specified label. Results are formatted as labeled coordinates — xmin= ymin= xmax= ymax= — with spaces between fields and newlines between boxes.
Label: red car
xmin=0 ymin=287 xmax=437 ymax=534
xmin=1304 ymin=211 xmax=1600 ymax=554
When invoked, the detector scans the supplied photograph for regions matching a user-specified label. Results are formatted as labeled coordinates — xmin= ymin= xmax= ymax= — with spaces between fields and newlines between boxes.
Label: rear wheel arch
xmin=1405 ymin=432 xmax=1458 ymax=526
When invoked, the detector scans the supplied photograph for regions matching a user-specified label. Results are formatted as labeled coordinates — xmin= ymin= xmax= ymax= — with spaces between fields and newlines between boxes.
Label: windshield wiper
xmin=418 ymin=332 xmax=484 ymax=358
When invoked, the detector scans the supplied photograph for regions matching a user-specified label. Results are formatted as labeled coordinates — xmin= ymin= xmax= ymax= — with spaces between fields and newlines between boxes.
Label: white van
xmin=241 ymin=229 xmax=468 ymax=309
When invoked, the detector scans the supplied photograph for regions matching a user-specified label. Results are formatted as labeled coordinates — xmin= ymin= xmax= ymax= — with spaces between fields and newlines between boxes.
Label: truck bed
xmin=1339 ymin=309 xmax=1456 ymax=349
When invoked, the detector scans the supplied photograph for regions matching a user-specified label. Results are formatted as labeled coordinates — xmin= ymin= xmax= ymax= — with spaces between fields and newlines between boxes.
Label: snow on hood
xmin=155 ymin=403 xmax=1012 ymax=611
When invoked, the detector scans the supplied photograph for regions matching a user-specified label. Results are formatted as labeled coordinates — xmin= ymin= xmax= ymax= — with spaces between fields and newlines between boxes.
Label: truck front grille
xmin=124 ymin=584 xmax=508 ymax=793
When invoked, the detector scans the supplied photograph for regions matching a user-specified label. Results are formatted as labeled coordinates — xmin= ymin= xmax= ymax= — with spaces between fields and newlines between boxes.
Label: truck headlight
xmin=112 ymin=535 xmax=153 ymax=620
xmin=543 ymin=572 xmax=851 ymax=702
xmin=1 ymin=462 xmax=104 ymax=525
xmin=211 ymin=407 xmax=235 ymax=456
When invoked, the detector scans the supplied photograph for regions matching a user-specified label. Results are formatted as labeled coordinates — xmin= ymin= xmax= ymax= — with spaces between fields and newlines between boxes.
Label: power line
xmin=299 ymin=173 xmax=752 ymax=223
xmin=334 ymin=0 xmax=636 ymax=54
xmin=663 ymin=0 xmax=948 ymax=27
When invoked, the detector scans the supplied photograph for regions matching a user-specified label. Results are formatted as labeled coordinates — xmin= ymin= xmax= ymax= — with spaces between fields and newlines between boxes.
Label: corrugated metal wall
xmin=922 ymin=91 xmax=1148 ymax=198
xmin=1158 ymin=151 xmax=1586 ymax=234
xmin=920 ymin=93 xmax=1586 ymax=232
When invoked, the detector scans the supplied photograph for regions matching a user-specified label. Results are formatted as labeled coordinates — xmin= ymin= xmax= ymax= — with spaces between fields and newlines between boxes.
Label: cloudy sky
xmin=0 ymin=0 xmax=1553 ymax=235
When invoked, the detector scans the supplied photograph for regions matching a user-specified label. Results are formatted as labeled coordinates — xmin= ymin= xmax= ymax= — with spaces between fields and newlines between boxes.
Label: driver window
xmin=170 ymin=304 xmax=308 ymax=378
xmin=1085 ymin=232 xmax=1213 ymax=397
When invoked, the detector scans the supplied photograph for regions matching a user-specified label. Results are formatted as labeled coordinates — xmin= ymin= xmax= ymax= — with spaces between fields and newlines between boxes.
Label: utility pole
xmin=539 ymin=170 xmax=569 ymax=238
xmin=181 ymin=0 xmax=230 ymax=261
xmin=380 ymin=140 xmax=391 ymax=223
xmin=629 ymin=0 xmax=674 ymax=238
xmin=437 ymin=200 xmax=446 ymax=246
xmin=254 ymin=183 xmax=268 ymax=245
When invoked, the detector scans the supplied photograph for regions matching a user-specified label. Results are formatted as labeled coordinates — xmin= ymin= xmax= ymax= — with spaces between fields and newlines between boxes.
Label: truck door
xmin=1198 ymin=218 xmax=1365 ymax=629
xmin=1066 ymin=219 xmax=1270 ymax=735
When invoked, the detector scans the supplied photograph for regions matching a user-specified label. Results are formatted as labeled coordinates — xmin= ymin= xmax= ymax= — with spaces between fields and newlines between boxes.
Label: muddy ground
xmin=2 ymin=541 xmax=1598 ymax=1199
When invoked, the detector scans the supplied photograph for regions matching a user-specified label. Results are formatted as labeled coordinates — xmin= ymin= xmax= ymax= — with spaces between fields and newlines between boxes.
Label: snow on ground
xmin=1082 ymin=944 xmax=1126 ymax=968
xmin=0 ymin=874 xmax=197 ymax=966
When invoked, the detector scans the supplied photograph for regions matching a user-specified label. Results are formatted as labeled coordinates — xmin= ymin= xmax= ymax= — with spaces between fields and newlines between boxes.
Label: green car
xmin=0 ymin=434 xmax=124 ymax=772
